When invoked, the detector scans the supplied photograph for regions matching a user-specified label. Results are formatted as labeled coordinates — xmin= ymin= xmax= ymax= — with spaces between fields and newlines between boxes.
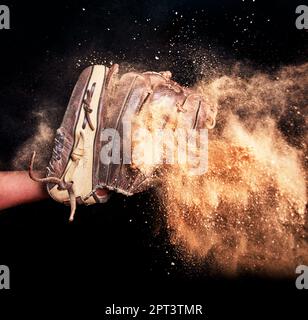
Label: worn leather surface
xmin=46 ymin=64 xmax=217 ymax=204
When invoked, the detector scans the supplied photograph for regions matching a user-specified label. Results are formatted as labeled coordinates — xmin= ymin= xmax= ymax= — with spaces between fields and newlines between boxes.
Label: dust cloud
xmin=160 ymin=63 xmax=308 ymax=276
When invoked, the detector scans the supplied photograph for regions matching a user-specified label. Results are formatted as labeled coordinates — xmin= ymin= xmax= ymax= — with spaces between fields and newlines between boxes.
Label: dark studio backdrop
xmin=0 ymin=0 xmax=307 ymax=317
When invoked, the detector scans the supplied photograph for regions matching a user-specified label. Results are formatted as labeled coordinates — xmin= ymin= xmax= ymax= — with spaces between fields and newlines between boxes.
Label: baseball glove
xmin=29 ymin=64 xmax=217 ymax=221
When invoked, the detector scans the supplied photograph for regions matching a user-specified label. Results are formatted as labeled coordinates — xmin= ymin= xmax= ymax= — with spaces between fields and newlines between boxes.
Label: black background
xmin=0 ymin=0 xmax=307 ymax=317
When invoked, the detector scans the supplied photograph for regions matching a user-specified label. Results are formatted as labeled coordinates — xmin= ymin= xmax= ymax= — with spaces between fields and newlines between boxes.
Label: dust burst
xmin=160 ymin=63 xmax=308 ymax=276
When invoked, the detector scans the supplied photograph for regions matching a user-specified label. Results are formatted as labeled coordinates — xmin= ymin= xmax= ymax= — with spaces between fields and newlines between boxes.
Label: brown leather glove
xmin=29 ymin=64 xmax=217 ymax=221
